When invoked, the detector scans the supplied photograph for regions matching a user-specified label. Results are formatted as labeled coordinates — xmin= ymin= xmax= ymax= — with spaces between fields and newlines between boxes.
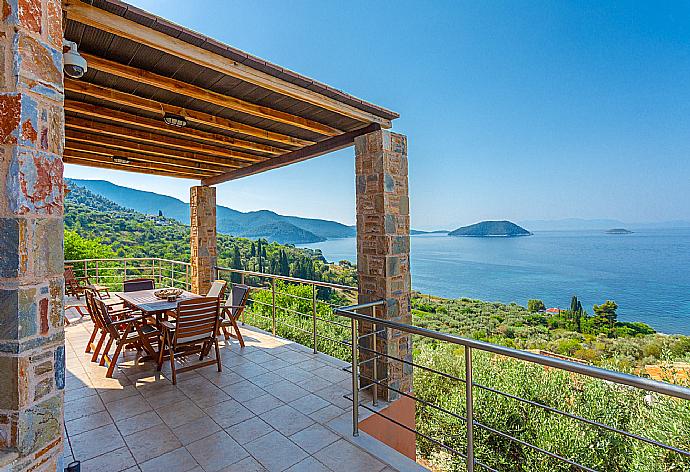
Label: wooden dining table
xmin=115 ymin=288 xmax=201 ymax=318
xmin=114 ymin=288 xmax=201 ymax=362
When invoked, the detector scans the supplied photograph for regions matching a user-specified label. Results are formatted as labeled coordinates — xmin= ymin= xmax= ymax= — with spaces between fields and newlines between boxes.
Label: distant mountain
xmin=67 ymin=179 xmax=357 ymax=244
xmin=449 ymin=221 xmax=532 ymax=237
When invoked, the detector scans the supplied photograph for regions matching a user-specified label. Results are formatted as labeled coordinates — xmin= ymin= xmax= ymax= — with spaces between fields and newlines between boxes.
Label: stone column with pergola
xmin=190 ymin=185 xmax=217 ymax=295
xmin=0 ymin=0 xmax=66 ymax=469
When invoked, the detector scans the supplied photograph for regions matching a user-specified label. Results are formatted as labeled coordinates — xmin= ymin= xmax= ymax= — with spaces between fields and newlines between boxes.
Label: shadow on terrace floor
xmin=61 ymin=304 xmax=425 ymax=472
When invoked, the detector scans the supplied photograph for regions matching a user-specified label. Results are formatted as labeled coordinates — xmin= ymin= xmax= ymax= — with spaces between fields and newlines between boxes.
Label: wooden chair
xmin=157 ymin=297 xmax=221 ymax=384
xmin=220 ymin=284 xmax=250 ymax=348
xmin=95 ymin=298 xmax=160 ymax=378
xmin=123 ymin=278 xmax=155 ymax=292
xmin=84 ymin=289 xmax=126 ymax=361
xmin=65 ymin=266 xmax=110 ymax=299
xmin=206 ymin=279 xmax=228 ymax=299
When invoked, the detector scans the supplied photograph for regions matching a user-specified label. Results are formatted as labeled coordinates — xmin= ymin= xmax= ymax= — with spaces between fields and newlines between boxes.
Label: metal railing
xmin=65 ymin=257 xmax=191 ymax=291
xmin=335 ymin=302 xmax=690 ymax=472
xmin=214 ymin=266 xmax=359 ymax=358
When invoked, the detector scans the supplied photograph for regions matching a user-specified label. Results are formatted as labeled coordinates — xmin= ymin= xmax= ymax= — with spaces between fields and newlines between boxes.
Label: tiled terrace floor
xmin=62 ymin=306 xmax=424 ymax=472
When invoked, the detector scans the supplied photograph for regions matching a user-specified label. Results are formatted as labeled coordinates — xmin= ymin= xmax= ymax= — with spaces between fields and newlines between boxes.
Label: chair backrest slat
xmin=124 ymin=278 xmax=155 ymax=292
xmin=173 ymin=297 xmax=219 ymax=344
xmin=225 ymin=284 xmax=250 ymax=320
xmin=206 ymin=280 xmax=227 ymax=299
xmin=84 ymin=289 xmax=100 ymax=327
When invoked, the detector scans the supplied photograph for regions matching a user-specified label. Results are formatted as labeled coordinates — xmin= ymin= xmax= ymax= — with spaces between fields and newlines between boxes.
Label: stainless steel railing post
xmin=95 ymin=260 xmax=99 ymax=285
xmin=271 ymin=278 xmax=276 ymax=336
xmin=465 ymin=346 xmax=475 ymax=472
xmin=312 ymin=284 xmax=317 ymax=354
xmin=372 ymin=306 xmax=378 ymax=407
xmin=240 ymin=273 xmax=246 ymax=326
xmin=351 ymin=317 xmax=359 ymax=437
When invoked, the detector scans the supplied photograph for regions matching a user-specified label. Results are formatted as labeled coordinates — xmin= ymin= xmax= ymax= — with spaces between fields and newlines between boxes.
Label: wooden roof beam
xmin=64 ymin=146 xmax=229 ymax=175
xmin=65 ymin=80 xmax=312 ymax=148
xmin=202 ymin=123 xmax=381 ymax=186
xmin=64 ymin=0 xmax=395 ymax=127
xmin=82 ymin=53 xmax=341 ymax=137
xmin=65 ymin=116 xmax=267 ymax=163
xmin=64 ymin=154 xmax=213 ymax=180
xmin=65 ymin=132 xmax=244 ymax=169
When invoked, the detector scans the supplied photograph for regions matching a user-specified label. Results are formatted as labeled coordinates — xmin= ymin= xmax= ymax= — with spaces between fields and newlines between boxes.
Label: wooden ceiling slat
xmin=82 ymin=53 xmax=342 ymax=137
xmin=202 ymin=123 xmax=381 ymax=186
xmin=65 ymin=116 xmax=267 ymax=163
xmin=64 ymin=1 xmax=395 ymax=127
xmin=65 ymin=79 xmax=312 ymax=148
xmin=64 ymin=155 xmax=215 ymax=180
xmin=65 ymin=133 xmax=244 ymax=169
xmin=64 ymin=147 xmax=229 ymax=174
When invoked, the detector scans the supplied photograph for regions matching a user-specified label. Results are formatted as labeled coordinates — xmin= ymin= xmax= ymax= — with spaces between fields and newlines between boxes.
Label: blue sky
xmin=65 ymin=0 xmax=690 ymax=229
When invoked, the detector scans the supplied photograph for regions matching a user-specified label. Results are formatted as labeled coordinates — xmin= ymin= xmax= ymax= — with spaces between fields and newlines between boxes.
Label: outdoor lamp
xmin=112 ymin=156 xmax=131 ymax=164
xmin=163 ymin=112 xmax=187 ymax=127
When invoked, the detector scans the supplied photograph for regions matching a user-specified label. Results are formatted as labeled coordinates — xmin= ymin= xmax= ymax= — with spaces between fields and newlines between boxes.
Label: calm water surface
xmin=303 ymin=229 xmax=690 ymax=335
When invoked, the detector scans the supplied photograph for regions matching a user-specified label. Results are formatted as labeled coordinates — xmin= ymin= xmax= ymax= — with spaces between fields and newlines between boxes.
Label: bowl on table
xmin=153 ymin=288 xmax=183 ymax=301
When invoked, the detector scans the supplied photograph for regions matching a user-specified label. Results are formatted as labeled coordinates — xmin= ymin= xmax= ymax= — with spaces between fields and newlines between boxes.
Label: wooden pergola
xmin=62 ymin=0 xmax=399 ymax=185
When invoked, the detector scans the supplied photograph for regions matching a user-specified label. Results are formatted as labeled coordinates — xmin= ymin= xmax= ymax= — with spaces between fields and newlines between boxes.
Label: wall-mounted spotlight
xmin=163 ymin=112 xmax=187 ymax=128
xmin=63 ymin=40 xmax=88 ymax=79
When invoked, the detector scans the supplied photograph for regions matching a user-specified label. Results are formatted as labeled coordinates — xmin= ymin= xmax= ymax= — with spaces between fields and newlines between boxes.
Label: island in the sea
xmin=606 ymin=228 xmax=633 ymax=234
xmin=449 ymin=220 xmax=532 ymax=237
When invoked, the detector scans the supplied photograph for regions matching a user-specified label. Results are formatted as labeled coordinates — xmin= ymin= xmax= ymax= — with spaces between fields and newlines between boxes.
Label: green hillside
xmin=67 ymin=178 xmax=355 ymax=244
xmin=64 ymin=181 xmax=356 ymax=286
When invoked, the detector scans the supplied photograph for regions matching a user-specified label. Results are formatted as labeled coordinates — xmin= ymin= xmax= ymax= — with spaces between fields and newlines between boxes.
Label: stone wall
xmin=0 ymin=0 xmax=65 ymax=470
xmin=355 ymin=130 xmax=413 ymax=399
xmin=190 ymin=185 xmax=217 ymax=295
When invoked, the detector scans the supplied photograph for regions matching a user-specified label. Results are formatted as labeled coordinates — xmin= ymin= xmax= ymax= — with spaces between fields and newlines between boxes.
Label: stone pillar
xmin=0 ymin=0 xmax=66 ymax=470
xmin=190 ymin=185 xmax=217 ymax=295
xmin=355 ymin=130 xmax=415 ymax=459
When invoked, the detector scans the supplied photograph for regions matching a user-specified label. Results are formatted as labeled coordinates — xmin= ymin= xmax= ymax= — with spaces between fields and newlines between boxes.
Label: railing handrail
xmin=215 ymin=265 xmax=357 ymax=292
xmin=65 ymin=257 xmax=190 ymax=266
xmin=335 ymin=303 xmax=690 ymax=401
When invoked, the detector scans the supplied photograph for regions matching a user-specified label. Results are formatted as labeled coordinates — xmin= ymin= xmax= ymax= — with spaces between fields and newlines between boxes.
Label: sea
xmin=302 ymin=229 xmax=690 ymax=335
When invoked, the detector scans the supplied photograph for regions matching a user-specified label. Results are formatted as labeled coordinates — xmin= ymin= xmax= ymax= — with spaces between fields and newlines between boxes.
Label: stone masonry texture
xmin=0 ymin=0 xmax=65 ymax=470
xmin=355 ymin=130 xmax=412 ymax=401
xmin=190 ymin=185 xmax=217 ymax=295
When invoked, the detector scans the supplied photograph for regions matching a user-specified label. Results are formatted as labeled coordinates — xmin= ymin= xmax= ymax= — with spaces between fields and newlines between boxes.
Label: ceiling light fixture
xmin=112 ymin=156 xmax=131 ymax=164
xmin=163 ymin=112 xmax=187 ymax=128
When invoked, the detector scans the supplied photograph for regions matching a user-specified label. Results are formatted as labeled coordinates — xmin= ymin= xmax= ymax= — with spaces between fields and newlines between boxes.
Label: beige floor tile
xmin=243 ymin=393 xmax=284 ymax=415
xmin=139 ymin=447 xmax=199 ymax=472
xmin=79 ymin=446 xmax=136 ymax=472
xmin=172 ymin=415 xmax=221 ymax=446
xmin=106 ymin=394 xmax=152 ymax=422
xmin=288 ymin=394 xmax=329 ymax=415
xmin=221 ymin=380 xmax=266 ymax=402
xmin=266 ymin=380 xmax=309 ymax=403
xmin=308 ymin=405 xmax=345 ymax=424
xmin=288 ymin=424 xmax=339 ymax=454
xmin=156 ymin=399 xmax=205 ymax=428
xmin=186 ymin=430 xmax=249 ymax=472
xmin=224 ymin=416 xmax=274 ymax=445
xmin=284 ymin=456 xmax=332 ymax=472
xmin=204 ymin=399 xmax=255 ymax=428
xmin=65 ymin=410 xmax=112 ymax=436
xmin=259 ymin=405 xmax=313 ymax=436
xmin=70 ymin=423 xmax=126 ymax=462
xmin=314 ymin=439 xmax=386 ymax=472
xmin=98 ymin=384 xmax=140 ymax=404
xmin=115 ymin=410 xmax=163 ymax=437
xmin=124 ymin=423 xmax=181 ymax=463
xmin=218 ymin=456 xmax=267 ymax=472
xmin=244 ymin=431 xmax=308 ymax=472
